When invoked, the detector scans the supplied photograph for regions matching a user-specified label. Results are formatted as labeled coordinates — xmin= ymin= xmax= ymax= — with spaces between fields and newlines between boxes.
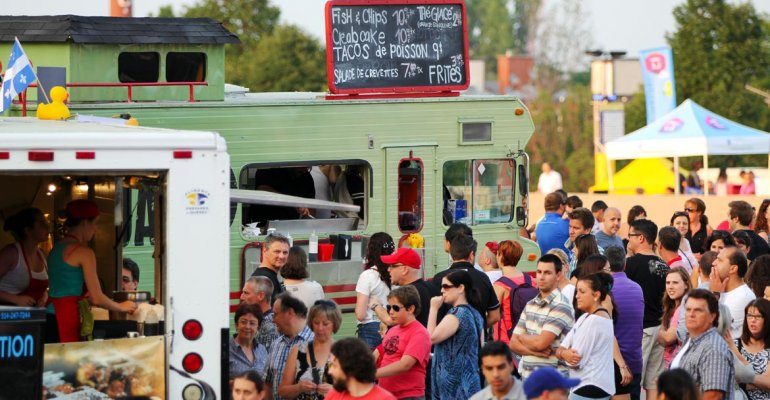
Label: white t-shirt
xmin=355 ymin=267 xmax=390 ymax=324
xmin=537 ymin=171 xmax=563 ymax=194
xmin=721 ymin=284 xmax=756 ymax=339
xmin=561 ymin=313 xmax=615 ymax=396
xmin=561 ymin=284 xmax=576 ymax=305
xmin=670 ymin=337 xmax=692 ymax=369
xmin=284 ymin=280 xmax=325 ymax=311
xmin=484 ymin=270 xmax=503 ymax=283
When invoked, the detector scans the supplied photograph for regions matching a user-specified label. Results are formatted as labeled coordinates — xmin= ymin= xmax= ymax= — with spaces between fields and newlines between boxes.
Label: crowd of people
xmin=230 ymin=191 xmax=770 ymax=400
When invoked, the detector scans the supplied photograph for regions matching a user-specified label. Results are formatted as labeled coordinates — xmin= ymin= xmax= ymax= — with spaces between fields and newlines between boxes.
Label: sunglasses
xmin=441 ymin=284 xmax=457 ymax=290
xmin=386 ymin=304 xmax=405 ymax=312
xmin=628 ymin=233 xmax=643 ymax=237
xmin=684 ymin=208 xmax=696 ymax=212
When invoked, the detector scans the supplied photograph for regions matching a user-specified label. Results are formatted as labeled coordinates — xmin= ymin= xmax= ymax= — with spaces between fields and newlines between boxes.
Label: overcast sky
xmin=5 ymin=0 xmax=770 ymax=61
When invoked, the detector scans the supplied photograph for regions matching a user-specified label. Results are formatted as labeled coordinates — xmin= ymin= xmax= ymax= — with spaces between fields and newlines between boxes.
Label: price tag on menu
xmin=325 ymin=0 xmax=469 ymax=94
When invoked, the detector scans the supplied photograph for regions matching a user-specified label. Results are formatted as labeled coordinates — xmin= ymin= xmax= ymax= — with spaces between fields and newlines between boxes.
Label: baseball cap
xmin=523 ymin=367 xmax=581 ymax=399
xmin=380 ymin=247 xmax=421 ymax=269
xmin=65 ymin=199 xmax=100 ymax=219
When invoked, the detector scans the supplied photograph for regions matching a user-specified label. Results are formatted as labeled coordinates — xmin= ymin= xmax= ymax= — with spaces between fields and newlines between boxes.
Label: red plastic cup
xmin=318 ymin=243 xmax=335 ymax=262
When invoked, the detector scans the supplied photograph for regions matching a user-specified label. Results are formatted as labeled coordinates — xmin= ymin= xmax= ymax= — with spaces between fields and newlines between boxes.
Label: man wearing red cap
xmin=371 ymin=247 xmax=438 ymax=328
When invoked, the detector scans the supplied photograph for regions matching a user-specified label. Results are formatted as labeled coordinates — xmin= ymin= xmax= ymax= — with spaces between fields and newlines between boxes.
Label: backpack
xmin=496 ymin=274 xmax=539 ymax=340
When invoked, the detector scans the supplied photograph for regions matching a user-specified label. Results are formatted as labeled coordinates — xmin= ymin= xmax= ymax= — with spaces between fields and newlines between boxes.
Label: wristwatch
xmin=370 ymin=303 xmax=380 ymax=311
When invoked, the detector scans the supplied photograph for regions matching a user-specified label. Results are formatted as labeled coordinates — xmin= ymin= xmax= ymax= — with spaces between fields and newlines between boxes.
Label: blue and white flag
xmin=639 ymin=47 xmax=677 ymax=124
xmin=0 ymin=38 xmax=37 ymax=113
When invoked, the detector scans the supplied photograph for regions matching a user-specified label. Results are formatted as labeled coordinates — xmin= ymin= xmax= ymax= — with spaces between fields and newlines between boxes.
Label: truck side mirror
xmin=517 ymin=164 xmax=528 ymax=228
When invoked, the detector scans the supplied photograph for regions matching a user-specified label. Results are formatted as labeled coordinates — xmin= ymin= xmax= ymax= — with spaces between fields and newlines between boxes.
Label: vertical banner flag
xmin=639 ymin=47 xmax=676 ymax=124
xmin=1 ymin=37 xmax=37 ymax=113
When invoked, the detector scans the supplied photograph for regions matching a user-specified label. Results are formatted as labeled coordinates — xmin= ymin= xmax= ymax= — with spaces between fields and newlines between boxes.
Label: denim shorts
xmin=356 ymin=321 xmax=382 ymax=349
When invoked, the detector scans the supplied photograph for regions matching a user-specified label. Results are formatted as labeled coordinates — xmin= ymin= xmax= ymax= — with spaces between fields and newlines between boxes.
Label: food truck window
xmin=239 ymin=162 xmax=369 ymax=233
xmin=461 ymin=122 xmax=493 ymax=143
xmin=118 ymin=52 xmax=160 ymax=83
xmin=398 ymin=158 xmax=423 ymax=232
xmin=442 ymin=159 xmax=515 ymax=225
xmin=166 ymin=52 xmax=206 ymax=82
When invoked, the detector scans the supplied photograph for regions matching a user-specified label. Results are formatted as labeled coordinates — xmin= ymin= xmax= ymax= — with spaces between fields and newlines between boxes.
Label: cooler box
xmin=0 ymin=306 xmax=46 ymax=400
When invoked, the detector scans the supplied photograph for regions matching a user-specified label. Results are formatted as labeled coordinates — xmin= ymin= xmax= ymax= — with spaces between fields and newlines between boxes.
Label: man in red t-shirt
xmin=326 ymin=337 xmax=396 ymax=400
xmin=374 ymin=286 xmax=431 ymax=399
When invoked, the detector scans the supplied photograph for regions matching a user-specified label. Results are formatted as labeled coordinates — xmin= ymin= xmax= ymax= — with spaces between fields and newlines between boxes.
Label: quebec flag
xmin=0 ymin=38 xmax=36 ymax=113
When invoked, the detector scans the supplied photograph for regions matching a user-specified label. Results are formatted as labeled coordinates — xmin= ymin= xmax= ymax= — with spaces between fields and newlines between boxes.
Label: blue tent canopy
xmin=606 ymin=99 xmax=770 ymax=159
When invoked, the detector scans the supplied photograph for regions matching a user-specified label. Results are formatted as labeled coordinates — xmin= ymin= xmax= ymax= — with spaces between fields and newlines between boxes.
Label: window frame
xmin=117 ymin=51 xmax=160 ymax=83
xmin=396 ymin=156 xmax=424 ymax=234
xmin=165 ymin=52 xmax=207 ymax=83
xmin=442 ymin=157 xmax=517 ymax=226
xmin=458 ymin=118 xmax=494 ymax=145
xmin=237 ymin=160 xmax=372 ymax=229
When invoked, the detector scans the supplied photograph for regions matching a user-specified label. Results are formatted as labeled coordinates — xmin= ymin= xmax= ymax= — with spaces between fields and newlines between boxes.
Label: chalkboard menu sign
xmin=325 ymin=0 xmax=469 ymax=94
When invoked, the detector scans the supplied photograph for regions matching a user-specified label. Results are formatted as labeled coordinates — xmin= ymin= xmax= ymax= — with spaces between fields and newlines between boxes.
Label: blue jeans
xmin=356 ymin=321 xmax=382 ymax=349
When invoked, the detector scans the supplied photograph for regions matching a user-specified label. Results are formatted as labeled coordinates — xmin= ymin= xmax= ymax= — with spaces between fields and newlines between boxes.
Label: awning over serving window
xmin=230 ymin=189 xmax=360 ymax=212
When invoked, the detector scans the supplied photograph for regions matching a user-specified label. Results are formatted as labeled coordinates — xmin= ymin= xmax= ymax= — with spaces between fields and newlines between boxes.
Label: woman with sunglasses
xmin=556 ymin=272 xmax=616 ymax=400
xmin=374 ymin=286 xmax=431 ymax=399
xmin=684 ymin=198 xmax=712 ymax=254
xmin=428 ymin=270 xmax=484 ymax=400
xmin=279 ymin=300 xmax=341 ymax=399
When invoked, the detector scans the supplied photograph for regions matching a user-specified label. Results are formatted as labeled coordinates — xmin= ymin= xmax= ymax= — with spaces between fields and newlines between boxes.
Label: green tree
xmin=240 ymin=25 xmax=327 ymax=92
xmin=623 ymin=87 xmax=646 ymax=134
xmin=153 ymin=0 xmax=327 ymax=92
xmin=466 ymin=0 xmax=514 ymax=73
xmin=668 ymin=0 xmax=770 ymax=130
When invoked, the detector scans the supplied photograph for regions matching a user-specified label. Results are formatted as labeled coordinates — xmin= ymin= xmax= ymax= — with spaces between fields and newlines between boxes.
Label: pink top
xmin=663 ymin=305 xmax=682 ymax=367
xmin=740 ymin=182 xmax=756 ymax=195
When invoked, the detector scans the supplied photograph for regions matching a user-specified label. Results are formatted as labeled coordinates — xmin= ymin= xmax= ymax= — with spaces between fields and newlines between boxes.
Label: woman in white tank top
xmin=0 ymin=208 xmax=50 ymax=306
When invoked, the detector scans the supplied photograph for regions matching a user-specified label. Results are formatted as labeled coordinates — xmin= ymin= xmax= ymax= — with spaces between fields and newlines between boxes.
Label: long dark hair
xmin=627 ymin=205 xmax=646 ymax=226
xmin=2 ymin=208 xmax=43 ymax=241
xmin=364 ymin=232 xmax=395 ymax=288
xmin=661 ymin=269 xmax=692 ymax=330
xmin=575 ymin=234 xmax=600 ymax=268
xmin=746 ymin=255 xmax=770 ymax=299
xmin=755 ymin=199 xmax=770 ymax=234
xmin=444 ymin=269 xmax=481 ymax=313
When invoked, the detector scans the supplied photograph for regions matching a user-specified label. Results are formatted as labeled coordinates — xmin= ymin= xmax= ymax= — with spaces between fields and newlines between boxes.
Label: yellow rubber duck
xmin=36 ymin=86 xmax=71 ymax=120
xmin=405 ymin=233 xmax=425 ymax=248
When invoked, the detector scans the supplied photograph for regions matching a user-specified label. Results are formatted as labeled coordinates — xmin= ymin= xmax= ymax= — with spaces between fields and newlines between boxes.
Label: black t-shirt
xmin=407 ymin=278 xmax=440 ymax=328
xmin=624 ymin=254 xmax=669 ymax=329
xmin=736 ymin=229 xmax=770 ymax=260
xmin=250 ymin=267 xmax=284 ymax=304
xmin=431 ymin=261 xmax=500 ymax=324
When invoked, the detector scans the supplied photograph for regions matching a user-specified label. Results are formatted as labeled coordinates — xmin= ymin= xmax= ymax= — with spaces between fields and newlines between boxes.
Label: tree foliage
xmin=668 ymin=0 xmax=770 ymax=130
xmin=156 ymin=0 xmax=326 ymax=92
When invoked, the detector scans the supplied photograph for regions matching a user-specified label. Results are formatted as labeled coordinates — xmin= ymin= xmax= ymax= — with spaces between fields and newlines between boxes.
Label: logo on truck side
xmin=185 ymin=190 xmax=210 ymax=214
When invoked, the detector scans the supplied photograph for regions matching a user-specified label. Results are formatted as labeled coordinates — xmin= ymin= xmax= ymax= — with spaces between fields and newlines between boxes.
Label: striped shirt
xmin=676 ymin=327 xmax=734 ymax=400
xmin=512 ymin=290 xmax=574 ymax=378
xmin=265 ymin=326 xmax=314 ymax=400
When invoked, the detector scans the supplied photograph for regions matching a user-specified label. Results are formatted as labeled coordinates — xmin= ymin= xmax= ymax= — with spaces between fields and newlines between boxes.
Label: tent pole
xmin=607 ymin=157 xmax=614 ymax=193
xmin=674 ymin=156 xmax=680 ymax=195
xmin=703 ymin=154 xmax=709 ymax=196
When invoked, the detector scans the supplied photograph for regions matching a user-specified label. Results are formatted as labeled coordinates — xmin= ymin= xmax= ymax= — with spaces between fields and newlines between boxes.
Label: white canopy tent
xmin=605 ymin=99 xmax=770 ymax=194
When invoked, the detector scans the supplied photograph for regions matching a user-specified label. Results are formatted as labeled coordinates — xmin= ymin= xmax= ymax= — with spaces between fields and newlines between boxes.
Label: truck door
xmin=384 ymin=146 xmax=436 ymax=264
